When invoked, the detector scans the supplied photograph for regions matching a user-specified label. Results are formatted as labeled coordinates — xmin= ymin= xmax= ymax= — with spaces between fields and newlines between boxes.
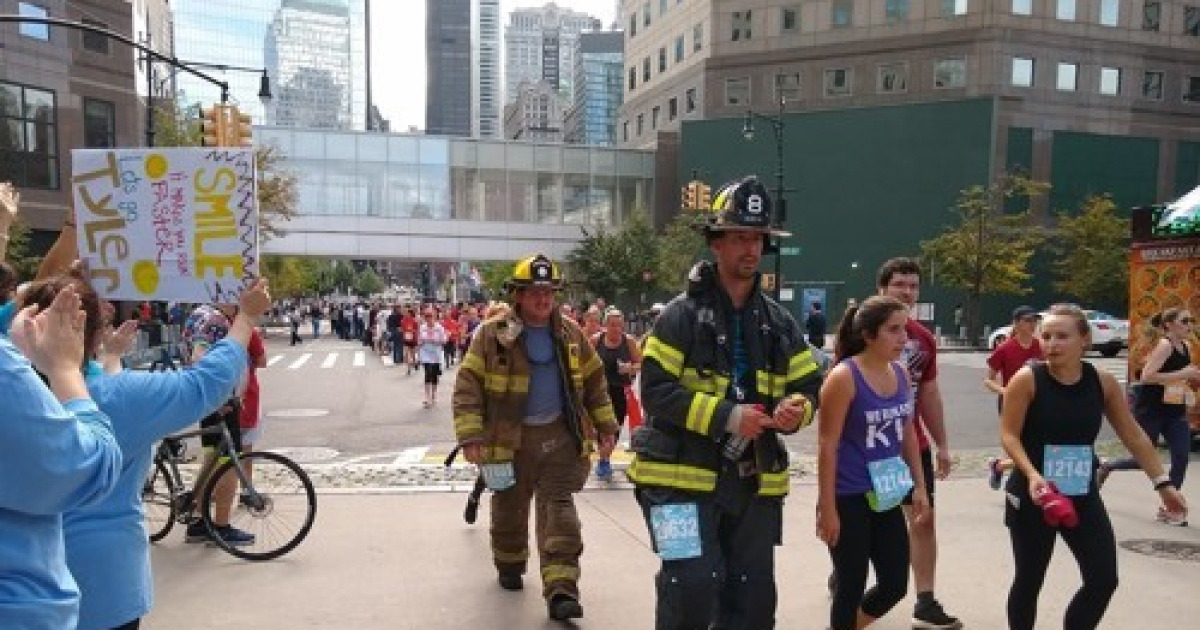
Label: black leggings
xmin=609 ymin=386 xmax=628 ymax=429
xmin=1006 ymin=494 xmax=1118 ymax=630
xmin=828 ymin=495 xmax=910 ymax=630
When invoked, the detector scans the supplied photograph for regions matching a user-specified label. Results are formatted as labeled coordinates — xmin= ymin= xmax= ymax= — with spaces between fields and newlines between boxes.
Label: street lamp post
xmin=144 ymin=58 xmax=273 ymax=147
xmin=742 ymin=94 xmax=789 ymax=301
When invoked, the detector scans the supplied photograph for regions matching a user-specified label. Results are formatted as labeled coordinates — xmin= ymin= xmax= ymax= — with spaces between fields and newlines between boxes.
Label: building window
xmin=643 ymin=57 xmax=651 ymax=82
xmin=83 ymin=98 xmax=115 ymax=148
xmin=629 ymin=13 xmax=637 ymax=36
xmin=824 ymin=68 xmax=853 ymax=97
xmin=941 ymin=0 xmax=968 ymax=16
xmin=686 ymin=87 xmax=697 ymax=112
xmin=669 ymin=97 xmax=678 ymax=120
xmin=660 ymin=0 xmax=668 ymax=16
xmin=1012 ymin=0 xmax=1032 ymax=15
xmin=652 ymin=106 xmax=660 ymax=129
xmin=675 ymin=35 xmax=685 ymax=62
xmin=1186 ymin=6 xmax=1200 ymax=35
xmin=644 ymin=2 xmax=652 ymax=26
xmin=1056 ymin=0 xmax=1076 ymax=20
xmin=732 ymin=10 xmax=753 ymax=41
xmin=1143 ymin=1 xmax=1161 ymax=30
xmin=1057 ymin=62 xmax=1078 ymax=91
xmin=18 ymin=3 xmax=49 ymax=40
xmin=623 ymin=120 xmax=629 ymax=142
xmin=832 ymin=1 xmax=853 ymax=27
xmin=81 ymin=18 xmax=110 ymax=53
xmin=1185 ymin=76 xmax=1200 ymax=102
xmin=629 ymin=66 xmax=637 ymax=91
xmin=725 ymin=77 xmax=751 ymax=106
xmin=1099 ymin=67 xmax=1121 ymax=95
xmin=694 ymin=23 xmax=704 ymax=52
xmin=0 ymin=81 xmax=59 ymax=189
xmin=1100 ymin=0 xmax=1120 ymax=26
xmin=659 ymin=47 xmax=667 ymax=73
xmin=1012 ymin=57 xmax=1035 ymax=87
xmin=886 ymin=0 xmax=910 ymax=23
xmin=878 ymin=63 xmax=908 ymax=93
xmin=1142 ymin=70 xmax=1164 ymax=99
xmin=934 ymin=58 xmax=967 ymax=88
xmin=782 ymin=6 xmax=800 ymax=32
xmin=637 ymin=113 xmax=644 ymax=135
xmin=775 ymin=72 xmax=801 ymax=102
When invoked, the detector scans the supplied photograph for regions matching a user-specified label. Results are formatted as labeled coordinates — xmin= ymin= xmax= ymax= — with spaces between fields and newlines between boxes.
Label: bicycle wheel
xmin=200 ymin=451 xmax=317 ymax=561
xmin=143 ymin=459 xmax=176 ymax=543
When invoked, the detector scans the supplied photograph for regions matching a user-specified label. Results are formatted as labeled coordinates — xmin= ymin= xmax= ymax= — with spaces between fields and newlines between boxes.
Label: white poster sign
xmin=71 ymin=148 xmax=258 ymax=303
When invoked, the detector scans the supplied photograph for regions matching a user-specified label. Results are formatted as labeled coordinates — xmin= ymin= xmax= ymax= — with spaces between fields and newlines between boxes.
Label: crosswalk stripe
xmin=267 ymin=355 xmax=284 ymax=367
xmin=321 ymin=353 xmax=338 ymax=369
xmin=382 ymin=355 xmax=394 ymax=366
xmin=353 ymin=351 xmax=365 ymax=367
xmin=392 ymin=446 xmax=431 ymax=465
xmin=288 ymin=353 xmax=312 ymax=370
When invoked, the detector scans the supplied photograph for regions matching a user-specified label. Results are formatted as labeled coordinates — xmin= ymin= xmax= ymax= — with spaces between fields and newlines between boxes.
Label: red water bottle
xmin=1033 ymin=482 xmax=1079 ymax=529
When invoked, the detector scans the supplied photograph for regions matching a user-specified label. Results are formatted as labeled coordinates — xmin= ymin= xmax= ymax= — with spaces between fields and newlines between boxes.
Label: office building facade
xmin=505 ymin=80 xmax=566 ymax=142
xmin=505 ymin=3 xmax=603 ymax=106
xmin=474 ymin=0 xmax=502 ymax=138
xmin=566 ymin=30 xmax=624 ymax=146
xmin=426 ymin=0 xmax=472 ymax=136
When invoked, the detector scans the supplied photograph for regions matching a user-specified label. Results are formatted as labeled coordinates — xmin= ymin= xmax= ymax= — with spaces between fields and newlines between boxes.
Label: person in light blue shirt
xmin=0 ymin=284 xmax=122 ymax=630
xmin=29 ymin=278 xmax=272 ymax=630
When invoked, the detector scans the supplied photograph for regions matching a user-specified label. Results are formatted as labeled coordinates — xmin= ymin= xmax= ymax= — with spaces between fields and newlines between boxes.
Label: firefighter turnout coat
xmin=630 ymin=262 xmax=823 ymax=497
xmin=453 ymin=310 xmax=620 ymax=460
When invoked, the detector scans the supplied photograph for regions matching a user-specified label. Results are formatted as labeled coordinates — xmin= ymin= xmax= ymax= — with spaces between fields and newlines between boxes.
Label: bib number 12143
xmin=1043 ymin=445 xmax=1093 ymax=496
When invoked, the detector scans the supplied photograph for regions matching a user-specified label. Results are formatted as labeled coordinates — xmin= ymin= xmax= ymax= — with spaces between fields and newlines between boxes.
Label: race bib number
xmin=1043 ymin=445 xmax=1093 ymax=496
xmin=480 ymin=461 xmax=516 ymax=492
xmin=649 ymin=503 xmax=702 ymax=560
xmin=867 ymin=456 xmax=914 ymax=512
xmin=1164 ymin=381 xmax=1195 ymax=406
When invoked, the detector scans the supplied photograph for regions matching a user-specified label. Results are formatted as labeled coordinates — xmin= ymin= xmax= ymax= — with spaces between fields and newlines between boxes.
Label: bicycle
xmin=142 ymin=421 xmax=317 ymax=561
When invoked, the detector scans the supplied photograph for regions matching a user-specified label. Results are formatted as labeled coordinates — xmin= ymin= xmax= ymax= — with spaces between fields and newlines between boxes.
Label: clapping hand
xmin=10 ymin=285 xmax=87 ymax=377
xmin=0 ymin=182 xmax=18 ymax=227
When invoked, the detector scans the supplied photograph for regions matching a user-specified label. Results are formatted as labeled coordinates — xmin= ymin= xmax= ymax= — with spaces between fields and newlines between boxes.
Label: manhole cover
xmin=268 ymin=446 xmax=340 ymax=463
xmin=267 ymin=408 xmax=330 ymax=418
xmin=1119 ymin=539 xmax=1200 ymax=563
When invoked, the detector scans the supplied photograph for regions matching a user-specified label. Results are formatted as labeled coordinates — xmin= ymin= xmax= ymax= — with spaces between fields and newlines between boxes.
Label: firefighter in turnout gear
xmin=452 ymin=254 xmax=619 ymax=622
xmin=631 ymin=176 xmax=823 ymax=629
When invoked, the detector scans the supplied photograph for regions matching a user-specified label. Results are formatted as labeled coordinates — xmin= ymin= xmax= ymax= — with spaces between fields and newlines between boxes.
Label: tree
xmin=920 ymin=173 xmax=1048 ymax=342
xmin=353 ymin=267 xmax=384 ymax=297
xmin=1050 ymin=194 xmax=1129 ymax=307
xmin=565 ymin=210 xmax=661 ymax=304
xmin=4 ymin=218 xmax=41 ymax=280
xmin=655 ymin=213 xmax=704 ymax=293
xmin=151 ymin=104 xmax=297 ymax=242
xmin=260 ymin=255 xmax=315 ymax=297
xmin=475 ymin=261 xmax=512 ymax=300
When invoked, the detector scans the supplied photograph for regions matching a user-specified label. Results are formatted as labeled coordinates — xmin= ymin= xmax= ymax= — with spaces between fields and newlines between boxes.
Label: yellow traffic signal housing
xmin=698 ymin=183 xmax=712 ymax=210
xmin=760 ymin=273 xmax=776 ymax=292
xmin=231 ymin=107 xmax=254 ymax=147
xmin=199 ymin=106 xmax=226 ymax=147
xmin=681 ymin=182 xmax=697 ymax=210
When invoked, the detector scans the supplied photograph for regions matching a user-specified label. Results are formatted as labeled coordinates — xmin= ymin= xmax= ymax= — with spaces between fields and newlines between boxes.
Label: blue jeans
xmin=1109 ymin=406 xmax=1191 ymax=490
xmin=311 ymin=320 xmax=320 ymax=339
xmin=390 ymin=330 xmax=403 ymax=364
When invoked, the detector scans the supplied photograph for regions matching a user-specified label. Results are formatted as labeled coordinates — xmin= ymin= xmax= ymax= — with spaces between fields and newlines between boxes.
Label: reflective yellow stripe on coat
xmin=643 ymin=336 xmax=684 ymax=377
xmin=626 ymin=458 xmax=718 ymax=492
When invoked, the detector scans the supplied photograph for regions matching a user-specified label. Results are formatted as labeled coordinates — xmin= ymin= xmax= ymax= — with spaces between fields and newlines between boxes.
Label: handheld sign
xmin=71 ymin=148 xmax=258 ymax=303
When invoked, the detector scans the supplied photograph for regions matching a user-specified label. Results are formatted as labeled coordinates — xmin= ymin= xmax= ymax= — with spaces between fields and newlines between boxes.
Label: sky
xmin=370 ymin=0 xmax=618 ymax=131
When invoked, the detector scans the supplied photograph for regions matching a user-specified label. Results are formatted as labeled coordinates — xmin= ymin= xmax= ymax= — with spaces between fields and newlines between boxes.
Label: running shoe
xmin=211 ymin=524 xmax=256 ymax=546
xmin=1156 ymin=506 xmax=1189 ymax=527
xmin=595 ymin=458 xmax=612 ymax=481
xmin=184 ymin=520 xmax=209 ymax=543
xmin=987 ymin=457 xmax=1004 ymax=491
xmin=913 ymin=598 xmax=963 ymax=630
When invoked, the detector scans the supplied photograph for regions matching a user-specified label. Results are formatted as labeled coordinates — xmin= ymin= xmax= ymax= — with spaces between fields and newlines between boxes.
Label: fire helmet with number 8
xmin=700 ymin=175 xmax=791 ymax=239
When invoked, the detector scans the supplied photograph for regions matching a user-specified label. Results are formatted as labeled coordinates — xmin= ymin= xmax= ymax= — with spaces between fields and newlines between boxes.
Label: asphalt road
xmin=253 ymin=331 xmax=1130 ymax=464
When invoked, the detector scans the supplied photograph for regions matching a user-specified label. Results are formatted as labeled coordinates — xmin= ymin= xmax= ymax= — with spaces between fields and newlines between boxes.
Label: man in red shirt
xmin=984 ymin=305 xmax=1043 ymax=490
xmin=400 ymin=308 xmax=419 ymax=374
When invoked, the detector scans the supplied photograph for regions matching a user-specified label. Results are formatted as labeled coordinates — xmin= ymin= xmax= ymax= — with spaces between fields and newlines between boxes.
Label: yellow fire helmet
xmin=702 ymin=175 xmax=791 ymax=237
xmin=508 ymin=253 xmax=564 ymax=290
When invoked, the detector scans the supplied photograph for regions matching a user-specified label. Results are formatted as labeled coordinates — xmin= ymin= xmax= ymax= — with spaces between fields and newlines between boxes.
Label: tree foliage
xmin=920 ymin=173 xmax=1048 ymax=341
xmin=353 ymin=267 xmax=385 ymax=297
xmin=260 ymin=255 xmax=315 ymax=297
xmin=151 ymin=104 xmax=297 ymax=242
xmin=1050 ymin=194 xmax=1129 ymax=307
xmin=4 ymin=218 xmax=41 ymax=279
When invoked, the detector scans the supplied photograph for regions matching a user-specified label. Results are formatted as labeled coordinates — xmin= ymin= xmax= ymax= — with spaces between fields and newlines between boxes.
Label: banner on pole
xmin=71 ymin=148 xmax=258 ymax=303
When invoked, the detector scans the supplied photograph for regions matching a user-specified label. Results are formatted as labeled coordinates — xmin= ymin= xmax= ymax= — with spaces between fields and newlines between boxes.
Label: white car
xmin=987 ymin=310 xmax=1128 ymax=357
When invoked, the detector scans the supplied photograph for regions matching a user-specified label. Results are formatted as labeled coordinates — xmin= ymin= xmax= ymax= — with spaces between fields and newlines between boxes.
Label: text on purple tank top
xmin=836 ymin=360 xmax=915 ymax=495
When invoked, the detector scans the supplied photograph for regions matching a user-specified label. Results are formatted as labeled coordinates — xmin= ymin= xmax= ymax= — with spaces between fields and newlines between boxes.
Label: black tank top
xmin=1137 ymin=342 xmax=1192 ymax=412
xmin=1010 ymin=362 xmax=1104 ymax=498
xmin=594 ymin=333 xmax=633 ymax=389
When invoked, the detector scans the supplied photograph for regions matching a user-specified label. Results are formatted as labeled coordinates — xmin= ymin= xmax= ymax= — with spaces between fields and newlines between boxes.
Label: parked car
xmin=987 ymin=309 xmax=1128 ymax=357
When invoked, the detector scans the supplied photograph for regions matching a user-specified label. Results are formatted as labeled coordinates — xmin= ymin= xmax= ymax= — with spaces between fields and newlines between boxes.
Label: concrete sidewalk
xmin=145 ymin=465 xmax=1200 ymax=629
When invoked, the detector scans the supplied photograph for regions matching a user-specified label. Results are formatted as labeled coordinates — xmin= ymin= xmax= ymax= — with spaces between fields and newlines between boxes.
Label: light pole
xmin=144 ymin=59 xmax=273 ymax=147
xmin=742 ymin=94 xmax=789 ymax=301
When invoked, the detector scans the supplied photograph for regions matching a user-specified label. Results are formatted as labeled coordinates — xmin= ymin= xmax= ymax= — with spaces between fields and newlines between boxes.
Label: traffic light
xmin=760 ymin=273 xmax=776 ymax=292
xmin=231 ymin=106 xmax=254 ymax=147
xmin=199 ymin=106 xmax=227 ymax=147
xmin=681 ymin=182 xmax=697 ymax=210
xmin=698 ymin=183 xmax=712 ymax=210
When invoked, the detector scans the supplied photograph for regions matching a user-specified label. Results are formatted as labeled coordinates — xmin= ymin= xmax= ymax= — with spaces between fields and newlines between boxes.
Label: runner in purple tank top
xmin=817 ymin=296 xmax=930 ymax=630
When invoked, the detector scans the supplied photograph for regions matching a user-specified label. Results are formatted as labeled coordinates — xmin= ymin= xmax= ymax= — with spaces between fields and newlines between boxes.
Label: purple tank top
xmin=836 ymin=359 xmax=915 ymax=495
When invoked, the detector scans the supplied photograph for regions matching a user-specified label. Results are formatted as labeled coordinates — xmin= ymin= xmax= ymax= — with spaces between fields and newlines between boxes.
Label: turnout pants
xmin=636 ymin=467 xmax=783 ymax=630
xmin=490 ymin=419 xmax=590 ymax=600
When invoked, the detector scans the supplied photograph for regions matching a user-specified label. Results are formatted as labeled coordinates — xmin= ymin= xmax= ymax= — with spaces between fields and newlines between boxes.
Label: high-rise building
xmin=174 ymin=0 xmax=366 ymax=129
xmin=426 ymin=0 xmax=472 ymax=136
xmin=504 ymin=79 xmax=565 ymax=142
xmin=265 ymin=0 xmax=366 ymax=129
xmin=504 ymin=3 xmax=602 ymax=106
xmin=474 ymin=0 xmax=502 ymax=138
xmin=565 ymin=30 xmax=623 ymax=146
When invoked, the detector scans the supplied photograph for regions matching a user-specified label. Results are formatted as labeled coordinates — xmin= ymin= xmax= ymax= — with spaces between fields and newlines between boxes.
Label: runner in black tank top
xmin=591 ymin=309 xmax=642 ymax=480
xmin=999 ymin=305 xmax=1187 ymax=630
